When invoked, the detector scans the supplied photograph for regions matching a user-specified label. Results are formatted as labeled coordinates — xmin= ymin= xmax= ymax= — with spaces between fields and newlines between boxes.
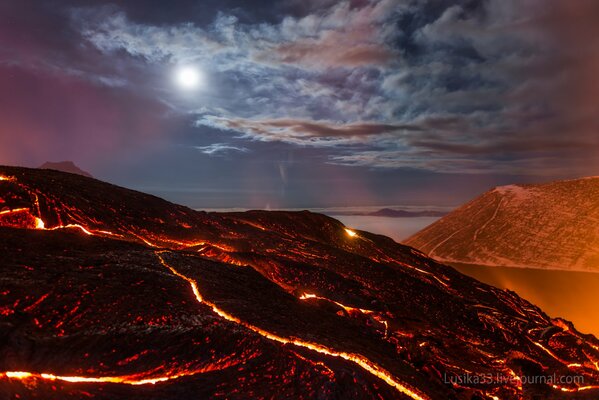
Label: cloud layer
xmin=67 ymin=0 xmax=599 ymax=175
xmin=2 ymin=0 xmax=597 ymax=181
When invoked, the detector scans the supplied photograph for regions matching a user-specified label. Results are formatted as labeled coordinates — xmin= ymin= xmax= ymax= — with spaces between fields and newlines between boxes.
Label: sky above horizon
xmin=1 ymin=0 xmax=598 ymax=208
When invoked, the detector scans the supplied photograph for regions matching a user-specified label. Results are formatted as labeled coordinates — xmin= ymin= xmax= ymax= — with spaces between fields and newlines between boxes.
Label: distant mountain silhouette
xmin=39 ymin=161 xmax=93 ymax=178
xmin=328 ymin=208 xmax=447 ymax=218
xmin=406 ymin=176 xmax=599 ymax=272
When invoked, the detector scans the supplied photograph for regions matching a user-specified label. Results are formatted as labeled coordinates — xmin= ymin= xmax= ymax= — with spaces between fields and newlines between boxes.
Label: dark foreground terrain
xmin=1 ymin=166 xmax=599 ymax=399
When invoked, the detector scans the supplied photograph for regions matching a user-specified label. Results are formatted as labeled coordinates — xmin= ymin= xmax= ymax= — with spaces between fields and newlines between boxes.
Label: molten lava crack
xmin=3 ymin=167 xmax=599 ymax=398
xmin=1 ymin=359 xmax=243 ymax=386
xmin=299 ymin=292 xmax=389 ymax=336
xmin=155 ymin=251 xmax=429 ymax=400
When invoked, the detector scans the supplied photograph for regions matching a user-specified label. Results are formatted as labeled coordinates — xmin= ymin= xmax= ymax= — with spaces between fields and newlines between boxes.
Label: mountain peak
xmin=38 ymin=161 xmax=93 ymax=178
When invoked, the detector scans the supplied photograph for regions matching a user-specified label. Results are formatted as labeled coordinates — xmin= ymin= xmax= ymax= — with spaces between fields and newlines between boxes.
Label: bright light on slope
xmin=344 ymin=228 xmax=357 ymax=238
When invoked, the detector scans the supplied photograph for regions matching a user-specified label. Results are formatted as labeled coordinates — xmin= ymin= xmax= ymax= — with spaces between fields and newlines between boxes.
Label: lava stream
xmin=552 ymin=384 xmax=599 ymax=392
xmin=0 ymin=207 xmax=30 ymax=216
xmin=299 ymin=293 xmax=376 ymax=315
xmin=299 ymin=293 xmax=389 ymax=336
xmin=0 ymin=361 xmax=238 ymax=386
xmin=46 ymin=223 xmax=121 ymax=237
xmin=155 ymin=251 xmax=428 ymax=400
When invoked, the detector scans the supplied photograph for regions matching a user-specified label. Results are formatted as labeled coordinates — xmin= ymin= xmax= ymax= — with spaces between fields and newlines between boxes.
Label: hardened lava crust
xmin=1 ymin=166 xmax=598 ymax=399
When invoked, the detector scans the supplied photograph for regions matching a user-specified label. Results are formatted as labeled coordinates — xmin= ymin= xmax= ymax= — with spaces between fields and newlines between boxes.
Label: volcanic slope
xmin=1 ymin=166 xmax=599 ymax=399
xmin=406 ymin=177 xmax=599 ymax=271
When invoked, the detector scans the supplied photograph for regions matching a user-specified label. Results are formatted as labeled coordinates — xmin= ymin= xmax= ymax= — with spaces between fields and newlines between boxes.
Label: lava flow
xmin=299 ymin=293 xmax=389 ymax=336
xmin=2 ymin=166 xmax=599 ymax=399
xmin=1 ymin=362 xmax=235 ymax=386
xmin=344 ymin=228 xmax=358 ymax=237
xmin=155 ymin=251 xmax=427 ymax=400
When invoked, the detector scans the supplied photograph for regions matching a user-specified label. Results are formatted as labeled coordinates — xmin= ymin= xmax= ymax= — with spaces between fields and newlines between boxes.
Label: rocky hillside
xmin=1 ymin=166 xmax=599 ymax=399
xmin=405 ymin=177 xmax=599 ymax=271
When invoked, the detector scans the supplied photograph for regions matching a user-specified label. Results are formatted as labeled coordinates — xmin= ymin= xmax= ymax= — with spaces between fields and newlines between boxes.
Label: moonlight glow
xmin=174 ymin=66 xmax=203 ymax=90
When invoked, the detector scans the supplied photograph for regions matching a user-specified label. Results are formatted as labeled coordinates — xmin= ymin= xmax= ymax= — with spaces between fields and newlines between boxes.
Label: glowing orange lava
xmin=1 ymin=360 xmax=240 ymax=386
xmin=3 ymin=171 xmax=599 ymax=398
xmin=344 ymin=228 xmax=357 ymax=238
xmin=299 ymin=292 xmax=376 ymax=315
xmin=0 ymin=207 xmax=30 ymax=216
xmin=35 ymin=217 xmax=45 ymax=229
xmin=155 ymin=251 xmax=428 ymax=400
xmin=552 ymin=384 xmax=599 ymax=393
xmin=32 ymin=216 xmax=120 ymax=237
xmin=299 ymin=292 xmax=389 ymax=336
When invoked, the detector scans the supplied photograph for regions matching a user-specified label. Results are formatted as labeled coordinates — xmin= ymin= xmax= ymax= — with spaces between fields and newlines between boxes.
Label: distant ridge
xmin=327 ymin=207 xmax=447 ymax=218
xmin=39 ymin=161 xmax=93 ymax=178
xmin=405 ymin=176 xmax=599 ymax=272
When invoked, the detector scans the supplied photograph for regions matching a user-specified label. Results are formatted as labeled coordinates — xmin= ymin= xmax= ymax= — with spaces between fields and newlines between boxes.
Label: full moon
xmin=175 ymin=66 xmax=203 ymax=90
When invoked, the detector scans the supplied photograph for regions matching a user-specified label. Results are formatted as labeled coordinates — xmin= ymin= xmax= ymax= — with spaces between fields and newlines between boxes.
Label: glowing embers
xmin=344 ymin=228 xmax=357 ymax=238
xmin=155 ymin=252 xmax=427 ymax=400
xmin=0 ymin=175 xmax=13 ymax=181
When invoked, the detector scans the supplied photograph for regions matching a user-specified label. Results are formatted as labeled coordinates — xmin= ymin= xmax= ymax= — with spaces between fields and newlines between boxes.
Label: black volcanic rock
xmin=405 ymin=177 xmax=599 ymax=271
xmin=1 ymin=166 xmax=599 ymax=400
xmin=38 ymin=161 xmax=93 ymax=178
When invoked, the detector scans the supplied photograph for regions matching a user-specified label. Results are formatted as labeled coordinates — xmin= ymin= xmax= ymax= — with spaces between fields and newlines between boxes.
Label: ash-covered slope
xmin=1 ymin=166 xmax=599 ymax=400
xmin=405 ymin=177 xmax=599 ymax=271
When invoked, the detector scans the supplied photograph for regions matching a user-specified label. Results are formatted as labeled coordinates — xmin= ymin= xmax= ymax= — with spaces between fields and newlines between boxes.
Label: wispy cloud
xmin=198 ymin=116 xmax=420 ymax=145
xmin=194 ymin=143 xmax=250 ymax=155
xmin=69 ymin=0 xmax=599 ymax=175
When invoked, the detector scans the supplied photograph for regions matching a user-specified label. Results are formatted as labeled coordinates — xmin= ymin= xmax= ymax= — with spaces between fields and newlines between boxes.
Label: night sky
xmin=1 ymin=0 xmax=598 ymax=208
